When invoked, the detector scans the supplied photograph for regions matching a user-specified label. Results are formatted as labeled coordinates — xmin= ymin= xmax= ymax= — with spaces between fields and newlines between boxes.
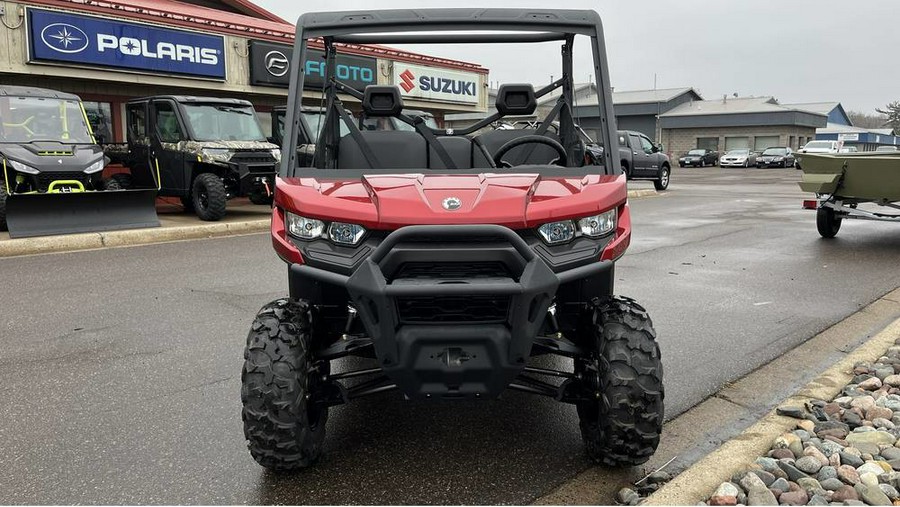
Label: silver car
xmin=719 ymin=149 xmax=757 ymax=168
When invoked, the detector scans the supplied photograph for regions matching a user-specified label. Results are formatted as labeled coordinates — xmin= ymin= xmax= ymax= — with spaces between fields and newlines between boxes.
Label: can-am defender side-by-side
xmin=0 ymin=86 xmax=158 ymax=238
xmin=108 ymin=96 xmax=280 ymax=220
xmin=242 ymin=9 xmax=664 ymax=470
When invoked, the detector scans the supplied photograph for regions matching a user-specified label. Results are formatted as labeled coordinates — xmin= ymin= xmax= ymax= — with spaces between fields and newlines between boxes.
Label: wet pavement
xmin=2 ymin=168 xmax=900 ymax=504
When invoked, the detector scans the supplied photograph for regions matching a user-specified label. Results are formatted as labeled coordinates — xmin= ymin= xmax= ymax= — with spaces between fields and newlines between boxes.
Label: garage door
xmin=754 ymin=136 xmax=780 ymax=151
xmin=725 ymin=136 xmax=750 ymax=151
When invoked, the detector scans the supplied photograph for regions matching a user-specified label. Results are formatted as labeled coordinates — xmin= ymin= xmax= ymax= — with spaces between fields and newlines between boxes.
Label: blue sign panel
xmin=28 ymin=8 xmax=226 ymax=79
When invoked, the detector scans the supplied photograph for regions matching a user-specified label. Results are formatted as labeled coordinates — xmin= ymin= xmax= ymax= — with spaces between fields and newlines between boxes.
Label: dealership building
xmin=0 ymin=0 xmax=489 ymax=142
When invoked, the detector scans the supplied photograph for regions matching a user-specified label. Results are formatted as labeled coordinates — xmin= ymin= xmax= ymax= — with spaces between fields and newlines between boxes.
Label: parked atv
xmin=0 ymin=86 xmax=158 ymax=237
xmin=242 ymin=8 xmax=664 ymax=470
xmin=111 ymin=96 xmax=280 ymax=220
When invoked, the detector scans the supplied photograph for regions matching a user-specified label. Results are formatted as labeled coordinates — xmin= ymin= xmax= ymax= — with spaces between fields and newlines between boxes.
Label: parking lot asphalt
xmin=2 ymin=168 xmax=900 ymax=504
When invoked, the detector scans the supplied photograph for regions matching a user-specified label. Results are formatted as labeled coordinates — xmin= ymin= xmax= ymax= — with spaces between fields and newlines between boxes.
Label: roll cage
xmin=281 ymin=9 xmax=620 ymax=178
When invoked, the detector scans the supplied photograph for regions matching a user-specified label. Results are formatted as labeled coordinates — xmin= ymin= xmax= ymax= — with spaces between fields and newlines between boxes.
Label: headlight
xmin=84 ymin=159 xmax=106 ymax=174
xmin=286 ymin=212 xmax=325 ymax=239
xmin=271 ymin=148 xmax=282 ymax=163
xmin=578 ymin=209 xmax=617 ymax=237
xmin=7 ymin=159 xmax=39 ymax=175
xmin=201 ymin=148 xmax=232 ymax=161
xmin=285 ymin=212 xmax=367 ymax=245
xmin=328 ymin=222 xmax=366 ymax=245
xmin=773 ymin=156 xmax=784 ymax=161
xmin=537 ymin=220 xmax=576 ymax=245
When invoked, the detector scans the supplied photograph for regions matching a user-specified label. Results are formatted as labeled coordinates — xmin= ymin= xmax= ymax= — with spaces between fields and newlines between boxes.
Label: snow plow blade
xmin=5 ymin=189 xmax=160 ymax=239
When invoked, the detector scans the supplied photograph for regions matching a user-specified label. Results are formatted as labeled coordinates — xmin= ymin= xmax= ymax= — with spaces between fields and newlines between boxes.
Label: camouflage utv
xmin=112 ymin=96 xmax=280 ymax=220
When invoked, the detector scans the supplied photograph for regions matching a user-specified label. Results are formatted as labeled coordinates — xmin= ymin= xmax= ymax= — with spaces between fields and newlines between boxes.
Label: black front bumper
xmin=289 ymin=225 xmax=612 ymax=399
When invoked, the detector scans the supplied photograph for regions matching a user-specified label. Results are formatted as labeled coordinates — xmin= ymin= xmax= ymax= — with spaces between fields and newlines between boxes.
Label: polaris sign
xmin=27 ymin=9 xmax=226 ymax=79
xmin=393 ymin=63 xmax=480 ymax=105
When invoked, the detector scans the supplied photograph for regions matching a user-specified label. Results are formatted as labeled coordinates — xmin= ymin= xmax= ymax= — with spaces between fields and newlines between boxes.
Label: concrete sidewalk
xmin=0 ymin=188 xmax=660 ymax=258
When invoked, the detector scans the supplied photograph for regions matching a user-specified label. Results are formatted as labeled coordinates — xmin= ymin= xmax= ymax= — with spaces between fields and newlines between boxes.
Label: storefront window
xmin=83 ymin=101 xmax=113 ymax=144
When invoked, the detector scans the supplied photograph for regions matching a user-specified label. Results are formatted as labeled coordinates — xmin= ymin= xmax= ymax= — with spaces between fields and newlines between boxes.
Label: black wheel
xmin=654 ymin=165 xmax=670 ymax=191
xmin=103 ymin=178 xmax=121 ymax=191
xmin=192 ymin=173 xmax=227 ymax=221
xmin=249 ymin=192 xmax=274 ymax=206
xmin=816 ymin=207 xmax=841 ymax=238
xmin=699 ymin=160 xmax=705 ymax=168
xmin=622 ymin=162 xmax=632 ymax=180
xmin=576 ymin=297 xmax=664 ymax=467
xmin=107 ymin=173 xmax=133 ymax=190
xmin=242 ymin=298 xmax=329 ymax=471
xmin=0 ymin=181 xmax=7 ymax=232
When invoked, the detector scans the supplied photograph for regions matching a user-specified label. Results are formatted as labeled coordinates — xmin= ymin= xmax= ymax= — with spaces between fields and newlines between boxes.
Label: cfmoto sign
xmin=249 ymin=40 xmax=376 ymax=91
xmin=27 ymin=8 xmax=226 ymax=79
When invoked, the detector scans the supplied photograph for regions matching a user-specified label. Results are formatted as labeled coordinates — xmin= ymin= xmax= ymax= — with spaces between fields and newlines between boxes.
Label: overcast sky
xmin=252 ymin=0 xmax=898 ymax=113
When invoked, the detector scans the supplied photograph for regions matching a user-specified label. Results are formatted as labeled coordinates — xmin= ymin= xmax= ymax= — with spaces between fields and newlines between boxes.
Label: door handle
xmin=633 ymin=151 xmax=638 ymax=155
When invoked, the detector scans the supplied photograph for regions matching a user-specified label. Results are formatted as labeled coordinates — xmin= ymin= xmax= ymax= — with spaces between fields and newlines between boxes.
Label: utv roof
xmin=295 ymin=8 xmax=605 ymax=41
xmin=0 ymin=86 xmax=81 ymax=101
xmin=127 ymin=96 xmax=254 ymax=106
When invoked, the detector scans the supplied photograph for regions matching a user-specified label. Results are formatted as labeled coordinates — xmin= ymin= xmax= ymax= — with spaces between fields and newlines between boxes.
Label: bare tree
xmin=848 ymin=110 xmax=889 ymax=129
xmin=876 ymin=101 xmax=900 ymax=132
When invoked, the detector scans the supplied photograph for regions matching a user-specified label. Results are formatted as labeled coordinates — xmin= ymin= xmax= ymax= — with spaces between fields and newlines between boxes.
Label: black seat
xmin=429 ymin=136 xmax=475 ymax=169
xmin=338 ymin=131 xmax=427 ymax=169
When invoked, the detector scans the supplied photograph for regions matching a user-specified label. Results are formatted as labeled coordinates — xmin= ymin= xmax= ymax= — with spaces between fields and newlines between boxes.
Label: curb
xmin=0 ymin=219 xmax=270 ymax=258
xmin=645 ymin=315 xmax=900 ymax=505
xmin=628 ymin=189 xmax=660 ymax=199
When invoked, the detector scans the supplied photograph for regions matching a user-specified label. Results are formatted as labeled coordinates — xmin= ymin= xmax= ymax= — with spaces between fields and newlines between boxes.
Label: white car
xmin=799 ymin=140 xmax=840 ymax=154
xmin=719 ymin=149 xmax=756 ymax=167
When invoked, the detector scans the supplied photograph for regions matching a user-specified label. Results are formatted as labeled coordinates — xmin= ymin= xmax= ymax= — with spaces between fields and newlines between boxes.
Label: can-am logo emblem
xmin=264 ymin=50 xmax=289 ymax=77
xmin=399 ymin=69 xmax=416 ymax=92
xmin=41 ymin=23 xmax=89 ymax=54
xmin=442 ymin=197 xmax=462 ymax=211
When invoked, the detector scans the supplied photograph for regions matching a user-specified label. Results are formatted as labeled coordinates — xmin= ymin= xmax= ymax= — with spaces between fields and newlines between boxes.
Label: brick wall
xmin=661 ymin=125 xmax=819 ymax=158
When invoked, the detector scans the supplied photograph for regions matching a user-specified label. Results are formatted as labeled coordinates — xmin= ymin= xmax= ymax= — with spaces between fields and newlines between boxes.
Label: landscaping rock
xmin=822 ymin=478 xmax=846 ymax=491
xmin=797 ymin=456 xmax=825 ymax=474
xmin=778 ymin=489 xmax=809 ymax=505
xmin=831 ymin=485 xmax=859 ymax=502
xmin=779 ymin=461 xmax=811 ymax=481
xmin=778 ymin=406 xmax=807 ymax=419
xmin=880 ymin=483 xmax=900 ymax=501
xmin=847 ymin=431 xmax=897 ymax=447
xmin=818 ymin=466 xmax=838 ymax=482
xmin=770 ymin=477 xmax=790 ymax=493
xmin=855 ymin=483 xmax=892 ymax=505
xmin=838 ymin=465 xmax=861 ymax=485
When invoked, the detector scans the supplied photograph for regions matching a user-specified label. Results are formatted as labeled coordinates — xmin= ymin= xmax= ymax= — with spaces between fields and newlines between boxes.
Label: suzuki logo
xmin=264 ymin=50 xmax=289 ymax=77
xmin=442 ymin=197 xmax=462 ymax=211
xmin=41 ymin=23 xmax=89 ymax=54
xmin=399 ymin=69 xmax=416 ymax=93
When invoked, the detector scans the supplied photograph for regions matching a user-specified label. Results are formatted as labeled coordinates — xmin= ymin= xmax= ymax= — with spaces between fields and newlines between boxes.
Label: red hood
xmin=275 ymin=173 xmax=627 ymax=229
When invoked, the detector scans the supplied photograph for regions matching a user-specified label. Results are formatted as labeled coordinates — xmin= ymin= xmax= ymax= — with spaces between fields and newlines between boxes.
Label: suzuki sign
xmin=27 ymin=8 xmax=226 ymax=79
xmin=393 ymin=63 xmax=480 ymax=105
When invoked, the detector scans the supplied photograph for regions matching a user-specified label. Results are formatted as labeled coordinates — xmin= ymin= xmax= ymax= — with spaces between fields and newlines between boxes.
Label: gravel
xmin=696 ymin=340 xmax=900 ymax=506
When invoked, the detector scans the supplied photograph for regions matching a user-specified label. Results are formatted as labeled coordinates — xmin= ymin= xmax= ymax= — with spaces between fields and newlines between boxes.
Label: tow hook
xmin=263 ymin=178 xmax=272 ymax=197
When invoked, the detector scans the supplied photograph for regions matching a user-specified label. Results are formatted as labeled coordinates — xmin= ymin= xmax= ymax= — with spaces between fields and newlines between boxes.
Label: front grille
xmin=394 ymin=261 xmax=513 ymax=281
xmin=396 ymin=295 xmax=510 ymax=323
xmin=230 ymin=152 xmax=275 ymax=164
xmin=36 ymin=172 xmax=90 ymax=191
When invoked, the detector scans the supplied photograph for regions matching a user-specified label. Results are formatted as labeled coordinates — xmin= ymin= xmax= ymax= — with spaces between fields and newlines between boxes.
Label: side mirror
xmin=651 ymin=144 xmax=660 ymax=153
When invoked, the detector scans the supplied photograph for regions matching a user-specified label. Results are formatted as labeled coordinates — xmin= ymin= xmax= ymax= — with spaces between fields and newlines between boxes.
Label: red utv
xmin=241 ymin=8 xmax=664 ymax=470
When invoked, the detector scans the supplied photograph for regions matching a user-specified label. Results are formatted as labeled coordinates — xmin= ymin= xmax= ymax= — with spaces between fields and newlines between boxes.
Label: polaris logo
xmin=97 ymin=34 xmax=219 ymax=65
xmin=40 ymin=23 xmax=89 ymax=54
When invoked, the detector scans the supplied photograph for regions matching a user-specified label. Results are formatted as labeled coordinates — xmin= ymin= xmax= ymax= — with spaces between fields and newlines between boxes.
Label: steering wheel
xmin=493 ymin=135 xmax=568 ymax=168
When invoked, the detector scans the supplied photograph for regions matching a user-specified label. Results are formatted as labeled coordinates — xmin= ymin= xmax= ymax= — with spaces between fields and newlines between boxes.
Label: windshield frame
xmin=181 ymin=102 xmax=267 ymax=143
xmin=726 ymin=149 xmax=750 ymax=156
xmin=687 ymin=149 xmax=706 ymax=156
xmin=0 ymin=96 xmax=95 ymax=145
xmin=283 ymin=8 xmax=619 ymax=178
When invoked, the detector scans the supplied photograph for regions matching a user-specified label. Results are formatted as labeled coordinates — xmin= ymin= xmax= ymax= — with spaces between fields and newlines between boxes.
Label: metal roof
xmin=612 ymin=87 xmax=701 ymax=105
xmin=0 ymin=85 xmax=81 ymax=101
xmin=659 ymin=96 xmax=789 ymax=116
xmin=785 ymin=102 xmax=841 ymax=116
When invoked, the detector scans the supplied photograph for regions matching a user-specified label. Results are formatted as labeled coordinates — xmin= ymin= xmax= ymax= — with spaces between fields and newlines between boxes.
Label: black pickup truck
xmin=618 ymin=130 xmax=671 ymax=190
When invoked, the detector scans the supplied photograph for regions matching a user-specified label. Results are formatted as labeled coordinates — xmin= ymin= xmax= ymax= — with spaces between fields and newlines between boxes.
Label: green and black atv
xmin=109 ymin=96 xmax=280 ymax=221
xmin=0 ymin=86 xmax=158 ymax=238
